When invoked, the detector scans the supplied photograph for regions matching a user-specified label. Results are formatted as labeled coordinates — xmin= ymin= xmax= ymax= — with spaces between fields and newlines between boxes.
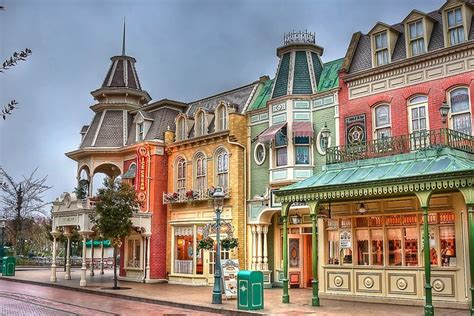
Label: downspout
xmin=227 ymin=135 xmax=247 ymax=268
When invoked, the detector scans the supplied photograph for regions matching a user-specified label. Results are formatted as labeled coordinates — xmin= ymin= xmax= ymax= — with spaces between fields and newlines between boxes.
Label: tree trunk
xmin=113 ymin=246 xmax=118 ymax=289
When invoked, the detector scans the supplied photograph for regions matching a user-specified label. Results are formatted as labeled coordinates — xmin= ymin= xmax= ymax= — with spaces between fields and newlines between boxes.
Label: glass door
xmin=205 ymin=246 xmax=230 ymax=284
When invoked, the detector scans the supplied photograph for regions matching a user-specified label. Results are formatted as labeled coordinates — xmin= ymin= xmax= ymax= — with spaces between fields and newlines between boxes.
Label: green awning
xmin=276 ymin=148 xmax=474 ymax=202
xmin=85 ymin=240 xmax=111 ymax=248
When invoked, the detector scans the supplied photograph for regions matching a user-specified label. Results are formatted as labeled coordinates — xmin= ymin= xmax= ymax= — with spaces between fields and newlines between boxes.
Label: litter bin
xmin=237 ymin=270 xmax=264 ymax=310
xmin=2 ymin=256 xmax=15 ymax=276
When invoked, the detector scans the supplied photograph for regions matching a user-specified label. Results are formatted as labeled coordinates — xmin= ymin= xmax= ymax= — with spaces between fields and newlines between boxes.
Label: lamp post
xmin=0 ymin=217 xmax=5 ymax=266
xmin=212 ymin=187 xmax=225 ymax=304
xmin=439 ymin=102 xmax=450 ymax=125
xmin=320 ymin=123 xmax=331 ymax=153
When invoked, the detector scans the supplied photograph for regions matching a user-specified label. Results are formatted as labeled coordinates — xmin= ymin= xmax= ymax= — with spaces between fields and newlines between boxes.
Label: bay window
xmin=295 ymin=136 xmax=310 ymax=165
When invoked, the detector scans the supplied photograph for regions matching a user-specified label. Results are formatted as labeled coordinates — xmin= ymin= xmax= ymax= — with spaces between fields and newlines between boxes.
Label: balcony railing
xmin=163 ymin=187 xmax=231 ymax=204
xmin=326 ymin=128 xmax=474 ymax=165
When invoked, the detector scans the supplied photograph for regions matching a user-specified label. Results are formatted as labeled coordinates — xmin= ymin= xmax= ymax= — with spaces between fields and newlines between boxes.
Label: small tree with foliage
xmin=90 ymin=177 xmax=138 ymax=289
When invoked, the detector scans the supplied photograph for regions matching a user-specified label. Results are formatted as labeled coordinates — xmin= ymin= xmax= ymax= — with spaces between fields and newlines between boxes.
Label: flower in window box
xmin=221 ymin=237 xmax=238 ymax=251
xmin=186 ymin=190 xmax=194 ymax=199
xmin=198 ymin=236 xmax=215 ymax=251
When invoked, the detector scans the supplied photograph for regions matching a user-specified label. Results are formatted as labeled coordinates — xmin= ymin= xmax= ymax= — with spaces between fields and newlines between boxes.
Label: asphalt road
xmin=0 ymin=279 xmax=220 ymax=315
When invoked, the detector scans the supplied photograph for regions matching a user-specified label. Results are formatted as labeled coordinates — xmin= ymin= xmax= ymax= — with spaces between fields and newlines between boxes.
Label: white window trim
xmin=372 ymin=104 xmax=392 ymax=139
xmin=215 ymin=149 xmax=229 ymax=189
xmin=124 ymin=234 xmax=143 ymax=270
xmin=254 ymin=143 xmax=266 ymax=166
xmin=374 ymin=31 xmax=389 ymax=66
xmin=408 ymin=96 xmax=429 ymax=135
xmin=194 ymin=153 xmax=207 ymax=191
xmin=448 ymin=86 xmax=472 ymax=135
xmin=176 ymin=157 xmax=187 ymax=194
xmin=407 ymin=19 xmax=426 ymax=57
xmin=216 ymin=104 xmax=228 ymax=132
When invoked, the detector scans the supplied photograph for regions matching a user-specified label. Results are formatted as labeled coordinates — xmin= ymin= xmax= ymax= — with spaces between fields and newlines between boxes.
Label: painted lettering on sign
xmin=136 ymin=146 xmax=148 ymax=202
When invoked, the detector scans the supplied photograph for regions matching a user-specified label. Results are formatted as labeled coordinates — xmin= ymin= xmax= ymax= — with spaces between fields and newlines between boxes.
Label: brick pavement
xmin=0 ymin=268 xmax=468 ymax=315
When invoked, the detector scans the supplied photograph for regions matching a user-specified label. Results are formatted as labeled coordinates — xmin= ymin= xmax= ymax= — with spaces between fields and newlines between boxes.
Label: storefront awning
xmin=275 ymin=147 xmax=474 ymax=203
xmin=122 ymin=163 xmax=136 ymax=179
xmin=293 ymin=122 xmax=313 ymax=138
xmin=258 ymin=122 xmax=286 ymax=143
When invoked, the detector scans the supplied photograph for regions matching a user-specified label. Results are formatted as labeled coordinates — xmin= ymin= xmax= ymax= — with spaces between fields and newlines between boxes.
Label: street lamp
xmin=439 ymin=102 xmax=450 ymax=125
xmin=0 ymin=217 xmax=6 ymax=265
xmin=320 ymin=123 xmax=331 ymax=153
xmin=212 ymin=187 xmax=225 ymax=304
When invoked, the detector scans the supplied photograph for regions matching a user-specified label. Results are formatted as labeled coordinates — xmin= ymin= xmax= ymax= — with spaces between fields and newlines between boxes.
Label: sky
xmin=0 ymin=0 xmax=445 ymax=209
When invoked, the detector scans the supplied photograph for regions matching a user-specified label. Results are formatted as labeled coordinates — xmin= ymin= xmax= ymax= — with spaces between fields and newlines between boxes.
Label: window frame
xmin=176 ymin=157 xmax=187 ymax=197
xmin=254 ymin=143 xmax=266 ymax=166
xmin=408 ymin=19 xmax=426 ymax=56
xmin=216 ymin=104 xmax=228 ymax=132
xmin=274 ymin=127 xmax=288 ymax=167
xmin=373 ymin=104 xmax=392 ymax=140
xmin=408 ymin=95 xmax=429 ymax=135
xmin=374 ymin=31 xmax=389 ymax=66
xmin=176 ymin=116 xmax=187 ymax=141
xmin=195 ymin=110 xmax=206 ymax=137
xmin=215 ymin=148 xmax=229 ymax=190
xmin=446 ymin=6 xmax=465 ymax=46
xmin=194 ymin=152 xmax=207 ymax=192
xmin=448 ymin=87 xmax=472 ymax=135
xmin=294 ymin=136 xmax=311 ymax=165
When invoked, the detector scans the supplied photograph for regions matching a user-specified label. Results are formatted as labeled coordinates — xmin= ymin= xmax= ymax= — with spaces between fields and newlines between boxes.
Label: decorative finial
xmin=122 ymin=17 xmax=126 ymax=56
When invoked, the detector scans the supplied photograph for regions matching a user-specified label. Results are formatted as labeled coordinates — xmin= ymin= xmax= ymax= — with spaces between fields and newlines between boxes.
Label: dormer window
xmin=216 ymin=105 xmax=227 ymax=131
xmin=195 ymin=110 xmax=206 ymax=137
xmin=374 ymin=32 xmax=389 ymax=66
xmin=447 ymin=7 xmax=465 ymax=45
xmin=408 ymin=20 xmax=425 ymax=56
xmin=138 ymin=123 xmax=144 ymax=141
xmin=176 ymin=116 xmax=187 ymax=141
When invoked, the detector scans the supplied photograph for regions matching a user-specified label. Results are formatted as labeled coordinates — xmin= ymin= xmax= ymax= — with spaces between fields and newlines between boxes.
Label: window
xmin=408 ymin=20 xmax=425 ymax=56
xmin=216 ymin=149 xmax=229 ymax=190
xmin=176 ymin=117 xmax=186 ymax=141
xmin=174 ymin=226 xmax=194 ymax=274
xmin=137 ymin=123 xmax=144 ymax=141
xmin=216 ymin=105 xmax=227 ymax=131
xmin=176 ymin=157 xmax=186 ymax=199
xmin=447 ymin=7 xmax=465 ymax=45
xmin=450 ymin=87 xmax=471 ymax=135
xmin=126 ymin=238 xmax=141 ymax=268
xmin=374 ymin=32 xmax=389 ymax=66
xmin=194 ymin=153 xmax=207 ymax=195
xmin=408 ymin=96 xmax=429 ymax=148
xmin=195 ymin=111 xmax=206 ymax=137
xmin=254 ymin=143 xmax=266 ymax=165
xmin=374 ymin=104 xmax=391 ymax=139
xmin=294 ymin=136 xmax=310 ymax=165
xmin=275 ymin=127 xmax=287 ymax=166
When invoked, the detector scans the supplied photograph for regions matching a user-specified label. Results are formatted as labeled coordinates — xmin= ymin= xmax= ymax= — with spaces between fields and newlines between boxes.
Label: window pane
xmin=376 ymin=50 xmax=388 ymax=65
xmin=388 ymin=228 xmax=402 ymax=266
xmin=376 ymin=128 xmax=391 ymax=139
xmin=450 ymin=88 xmax=470 ymax=113
xmin=174 ymin=226 xmax=194 ymax=274
xmin=409 ymin=23 xmax=416 ymax=39
xmin=371 ymin=229 xmax=383 ymax=266
xmin=375 ymin=105 xmax=390 ymax=127
xmin=276 ymin=147 xmax=287 ymax=166
xmin=295 ymin=146 xmax=310 ymax=165
xmin=440 ymin=226 xmax=456 ymax=267
xmin=455 ymin=8 xmax=462 ymax=24
xmin=294 ymin=136 xmax=309 ymax=144
xmin=447 ymin=10 xmax=455 ymax=27
xmin=405 ymin=227 xmax=418 ymax=266
xmin=356 ymin=230 xmax=369 ymax=265
xmin=411 ymin=38 xmax=425 ymax=56
xmin=453 ymin=113 xmax=471 ymax=135
xmin=328 ymin=231 xmax=340 ymax=265
xmin=196 ymin=226 xmax=204 ymax=274
xmin=275 ymin=128 xmax=287 ymax=146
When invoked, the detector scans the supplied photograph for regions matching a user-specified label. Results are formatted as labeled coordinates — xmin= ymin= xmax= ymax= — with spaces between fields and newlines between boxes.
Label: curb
xmin=0 ymin=276 xmax=263 ymax=316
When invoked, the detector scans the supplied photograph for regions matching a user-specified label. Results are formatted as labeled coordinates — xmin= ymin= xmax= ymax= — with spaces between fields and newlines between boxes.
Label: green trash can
xmin=2 ymin=257 xmax=15 ymax=276
xmin=237 ymin=270 xmax=264 ymax=310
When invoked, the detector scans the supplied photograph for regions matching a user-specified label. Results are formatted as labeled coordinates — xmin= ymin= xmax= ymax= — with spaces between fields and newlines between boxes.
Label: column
xmin=257 ymin=225 xmax=263 ymax=270
xmin=251 ymin=225 xmax=257 ymax=270
xmin=422 ymin=206 xmax=434 ymax=316
xmin=263 ymin=225 xmax=269 ymax=271
xmin=311 ymin=213 xmax=319 ymax=307
xmin=88 ymin=173 xmax=94 ymax=197
xmin=64 ymin=229 xmax=72 ymax=280
xmin=80 ymin=233 xmax=88 ymax=287
xmin=100 ymin=240 xmax=104 ymax=275
xmin=90 ymin=238 xmax=95 ymax=276
xmin=145 ymin=234 xmax=151 ymax=281
xmin=282 ymin=213 xmax=289 ymax=303
xmin=468 ymin=205 xmax=474 ymax=316
xmin=50 ymin=231 xmax=60 ymax=282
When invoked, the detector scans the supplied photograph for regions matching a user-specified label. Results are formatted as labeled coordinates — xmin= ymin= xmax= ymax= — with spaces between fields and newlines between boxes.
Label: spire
xmin=122 ymin=17 xmax=126 ymax=56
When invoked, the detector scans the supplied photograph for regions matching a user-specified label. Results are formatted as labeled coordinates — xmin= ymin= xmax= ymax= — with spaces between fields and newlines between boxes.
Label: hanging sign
xmin=136 ymin=146 xmax=148 ymax=202
xmin=340 ymin=230 xmax=352 ymax=249
xmin=221 ymin=259 xmax=239 ymax=299
xmin=345 ymin=114 xmax=366 ymax=145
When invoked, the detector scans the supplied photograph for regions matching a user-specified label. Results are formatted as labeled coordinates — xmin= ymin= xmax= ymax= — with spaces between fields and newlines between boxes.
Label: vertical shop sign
xmin=136 ymin=146 xmax=148 ymax=202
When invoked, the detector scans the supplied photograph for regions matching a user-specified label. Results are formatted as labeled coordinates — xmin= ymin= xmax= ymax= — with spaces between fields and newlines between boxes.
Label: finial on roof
xmin=122 ymin=17 xmax=126 ymax=56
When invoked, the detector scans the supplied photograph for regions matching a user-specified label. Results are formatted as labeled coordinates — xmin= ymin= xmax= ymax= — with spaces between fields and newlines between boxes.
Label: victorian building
xmin=246 ymin=31 xmax=342 ymax=288
xmin=65 ymin=45 xmax=181 ymax=283
xmin=275 ymin=0 xmax=474 ymax=313
xmin=163 ymin=82 xmax=258 ymax=285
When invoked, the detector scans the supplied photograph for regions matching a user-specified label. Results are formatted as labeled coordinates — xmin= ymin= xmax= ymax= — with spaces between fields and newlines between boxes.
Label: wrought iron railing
xmin=284 ymin=30 xmax=315 ymax=45
xmin=326 ymin=128 xmax=474 ymax=165
xmin=163 ymin=187 xmax=231 ymax=204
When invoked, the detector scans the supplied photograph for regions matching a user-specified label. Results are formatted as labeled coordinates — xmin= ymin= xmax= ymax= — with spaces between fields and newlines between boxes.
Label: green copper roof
xmin=248 ymin=79 xmax=273 ymax=111
xmin=272 ymin=53 xmax=290 ymax=98
xmin=317 ymin=58 xmax=343 ymax=93
xmin=292 ymin=51 xmax=312 ymax=95
xmin=279 ymin=148 xmax=474 ymax=193
xmin=311 ymin=52 xmax=323 ymax=87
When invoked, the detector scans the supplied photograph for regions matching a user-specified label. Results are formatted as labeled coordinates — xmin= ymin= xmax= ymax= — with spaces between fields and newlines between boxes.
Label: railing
xmin=284 ymin=30 xmax=315 ymax=45
xmin=174 ymin=260 xmax=193 ymax=274
xmin=326 ymin=128 xmax=474 ymax=165
xmin=163 ymin=187 xmax=231 ymax=204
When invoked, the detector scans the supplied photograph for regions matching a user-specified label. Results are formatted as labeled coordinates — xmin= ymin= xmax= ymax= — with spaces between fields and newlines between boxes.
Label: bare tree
xmin=0 ymin=167 xmax=51 ymax=256
xmin=1 ymin=6 xmax=32 ymax=120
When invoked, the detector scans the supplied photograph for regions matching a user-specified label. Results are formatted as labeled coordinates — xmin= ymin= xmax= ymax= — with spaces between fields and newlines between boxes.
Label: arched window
xmin=373 ymin=104 xmax=391 ymax=139
xmin=194 ymin=153 xmax=207 ymax=195
xmin=449 ymin=87 xmax=471 ymax=135
xmin=216 ymin=105 xmax=227 ymax=131
xmin=176 ymin=157 xmax=186 ymax=198
xmin=408 ymin=96 xmax=428 ymax=135
xmin=195 ymin=111 xmax=206 ymax=137
xmin=215 ymin=148 xmax=229 ymax=190
xmin=176 ymin=117 xmax=186 ymax=141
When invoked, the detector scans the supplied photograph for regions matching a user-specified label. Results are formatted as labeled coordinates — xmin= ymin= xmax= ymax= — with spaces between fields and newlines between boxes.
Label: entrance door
xmin=288 ymin=234 xmax=303 ymax=288
xmin=303 ymin=235 xmax=313 ymax=288
xmin=204 ymin=247 xmax=230 ymax=284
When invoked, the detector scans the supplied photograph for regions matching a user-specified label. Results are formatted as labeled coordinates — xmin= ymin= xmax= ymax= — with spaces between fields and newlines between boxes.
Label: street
xmin=0 ymin=280 xmax=220 ymax=315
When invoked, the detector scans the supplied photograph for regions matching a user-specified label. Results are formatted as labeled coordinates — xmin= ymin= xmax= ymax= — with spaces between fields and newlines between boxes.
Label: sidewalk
xmin=0 ymin=268 xmax=467 ymax=315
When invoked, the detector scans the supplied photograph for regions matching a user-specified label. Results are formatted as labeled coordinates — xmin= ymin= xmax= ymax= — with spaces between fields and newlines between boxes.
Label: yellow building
xmin=164 ymin=82 xmax=259 ymax=285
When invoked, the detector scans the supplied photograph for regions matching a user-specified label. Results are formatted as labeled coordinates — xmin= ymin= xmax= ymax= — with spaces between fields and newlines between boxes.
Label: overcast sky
xmin=0 ymin=0 xmax=445 ymax=209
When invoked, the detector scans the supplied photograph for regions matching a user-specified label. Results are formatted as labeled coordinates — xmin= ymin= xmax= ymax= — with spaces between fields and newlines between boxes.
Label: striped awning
xmin=258 ymin=122 xmax=287 ymax=142
xmin=293 ymin=122 xmax=313 ymax=137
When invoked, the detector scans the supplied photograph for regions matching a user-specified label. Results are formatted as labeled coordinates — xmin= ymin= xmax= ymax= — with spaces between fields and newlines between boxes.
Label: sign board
xmin=221 ymin=259 xmax=239 ymax=299
xmin=345 ymin=114 xmax=366 ymax=145
xmin=136 ymin=146 xmax=148 ymax=203
xmin=340 ymin=230 xmax=352 ymax=249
